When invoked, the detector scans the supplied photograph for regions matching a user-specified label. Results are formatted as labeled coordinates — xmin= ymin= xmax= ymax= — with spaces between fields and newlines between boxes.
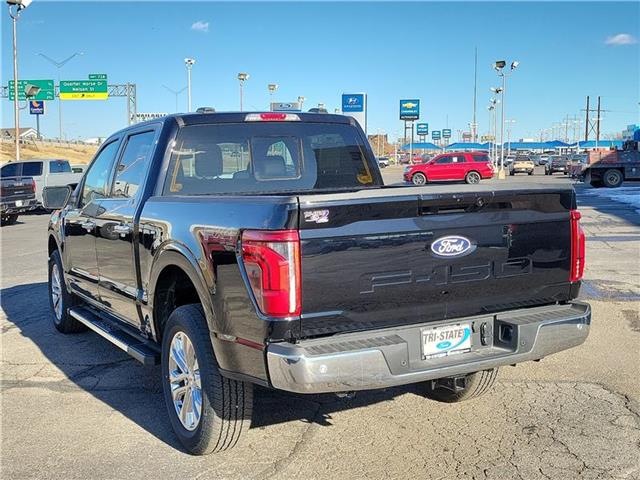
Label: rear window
xmin=49 ymin=160 xmax=71 ymax=173
xmin=1 ymin=163 xmax=19 ymax=178
xmin=22 ymin=161 xmax=43 ymax=176
xmin=163 ymin=122 xmax=379 ymax=195
xmin=472 ymin=154 xmax=490 ymax=163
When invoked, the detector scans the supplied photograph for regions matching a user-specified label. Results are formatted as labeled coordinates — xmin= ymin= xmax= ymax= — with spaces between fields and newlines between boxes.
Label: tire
xmin=465 ymin=171 xmax=481 ymax=184
xmin=421 ymin=368 xmax=499 ymax=403
xmin=412 ymin=172 xmax=427 ymax=186
xmin=528 ymin=171 xmax=534 ymax=176
xmin=48 ymin=250 xmax=86 ymax=333
xmin=1 ymin=214 xmax=18 ymax=226
xmin=161 ymin=304 xmax=253 ymax=455
xmin=509 ymin=171 xmax=514 ymax=176
xmin=602 ymin=169 xmax=623 ymax=188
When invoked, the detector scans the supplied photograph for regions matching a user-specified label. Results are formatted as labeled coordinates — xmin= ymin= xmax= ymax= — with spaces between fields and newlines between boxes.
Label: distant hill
xmin=1 ymin=141 xmax=97 ymax=164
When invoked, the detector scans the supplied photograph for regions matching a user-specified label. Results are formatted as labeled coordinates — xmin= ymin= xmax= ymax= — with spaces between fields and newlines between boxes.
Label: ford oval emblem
xmin=430 ymin=235 xmax=474 ymax=258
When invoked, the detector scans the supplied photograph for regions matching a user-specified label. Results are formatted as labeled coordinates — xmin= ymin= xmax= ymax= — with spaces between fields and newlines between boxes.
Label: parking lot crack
xmin=259 ymin=401 xmax=322 ymax=480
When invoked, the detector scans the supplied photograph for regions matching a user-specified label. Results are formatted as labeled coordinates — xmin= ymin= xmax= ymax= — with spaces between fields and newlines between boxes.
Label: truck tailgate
xmin=297 ymin=186 xmax=575 ymax=338
xmin=1 ymin=177 xmax=34 ymax=203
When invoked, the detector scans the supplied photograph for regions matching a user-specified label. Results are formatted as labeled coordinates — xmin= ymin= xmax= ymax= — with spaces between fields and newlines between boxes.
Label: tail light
xmin=569 ymin=210 xmax=585 ymax=282
xmin=31 ymin=179 xmax=36 ymax=194
xmin=241 ymin=230 xmax=301 ymax=317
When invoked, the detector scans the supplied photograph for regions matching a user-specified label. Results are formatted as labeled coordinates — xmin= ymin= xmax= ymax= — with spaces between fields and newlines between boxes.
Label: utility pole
xmin=472 ymin=46 xmax=478 ymax=142
xmin=563 ymin=115 xmax=570 ymax=143
xmin=584 ymin=96 xmax=590 ymax=141
xmin=596 ymin=96 xmax=601 ymax=143
xmin=582 ymin=96 xmax=608 ymax=145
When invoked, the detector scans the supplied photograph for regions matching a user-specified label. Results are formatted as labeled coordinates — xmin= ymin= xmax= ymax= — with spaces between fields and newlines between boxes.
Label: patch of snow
xmin=585 ymin=186 xmax=640 ymax=210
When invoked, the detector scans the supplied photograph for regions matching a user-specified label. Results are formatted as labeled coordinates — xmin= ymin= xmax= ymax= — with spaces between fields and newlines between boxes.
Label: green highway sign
xmin=60 ymin=80 xmax=108 ymax=100
xmin=88 ymin=73 xmax=107 ymax=80
xmin=8 ymin=79 xmax=55 ymax=101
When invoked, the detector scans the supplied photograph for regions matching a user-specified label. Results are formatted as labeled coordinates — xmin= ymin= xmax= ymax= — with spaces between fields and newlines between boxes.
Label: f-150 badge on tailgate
xmin=430 ymin=235 xmax=474 ymax=258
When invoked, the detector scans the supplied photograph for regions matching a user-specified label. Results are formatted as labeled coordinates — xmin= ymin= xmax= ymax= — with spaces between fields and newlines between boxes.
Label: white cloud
xmin=605 ymin=33 xmax=637 ymax=46
xmin=191 ymin=21 xmax=210 ymax=33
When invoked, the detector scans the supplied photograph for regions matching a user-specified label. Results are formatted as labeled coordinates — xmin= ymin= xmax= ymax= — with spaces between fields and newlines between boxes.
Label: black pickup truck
xmin=44 ymin=112 xmax=591 ymax=455
xmin=1 ymin=163 xmax=37 ymax=225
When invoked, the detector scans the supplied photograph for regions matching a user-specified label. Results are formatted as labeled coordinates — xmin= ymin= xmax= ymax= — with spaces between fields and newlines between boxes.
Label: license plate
xmin=15 ymin=200 xmax=23 ymax=207
xmin=422 ymin=323 xmax=472 ymax=359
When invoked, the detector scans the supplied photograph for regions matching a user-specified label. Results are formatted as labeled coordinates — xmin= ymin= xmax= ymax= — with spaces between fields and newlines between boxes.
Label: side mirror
xmin=42 ymin=185 xmax=72 ymax=210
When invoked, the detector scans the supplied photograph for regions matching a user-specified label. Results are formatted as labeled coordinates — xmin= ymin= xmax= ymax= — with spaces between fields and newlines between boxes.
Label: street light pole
xmin=268 ymin=83 xmax=278 ymax=110
xmin=494 ymin=60 xmax=518 ymax=179
xmin=184 ymin=58 xmax=196 ymax=112
xmin=9 ymin=4 xmax=20 ymax=161
xmin=237 ymin=73 xmax=249 ymax=111
xmin=506 ymin=119 xmax=516 ymax=156
xmin=162 ymin=85 xmax=187 ymax=112
xmin=37 ymin=52 xmax=84 ymax=141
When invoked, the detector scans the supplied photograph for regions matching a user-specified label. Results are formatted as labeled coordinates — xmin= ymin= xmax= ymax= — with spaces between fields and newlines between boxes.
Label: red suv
xmin=403 ymin=151 xmax=494 ymax=185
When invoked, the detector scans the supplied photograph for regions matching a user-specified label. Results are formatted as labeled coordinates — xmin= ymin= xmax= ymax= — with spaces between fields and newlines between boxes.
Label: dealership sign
xmin=341 ymin=94 xmax=364 ymax=113
xmin=399 ymin=99 xmax=420 ymax=120
xmin=271 ymin=102 xmax=301 ymax=112
xmin=341 ymin=93 xmax=367 ymax=132
xmin=417 ymin=123 xmax=429 ymax=135
xmin=432 ymin=130 xmax=441 ymax=140
xmin=135 ymin=112 xmax=168 ymax=123
xmin=443 ymin=129 xmax=452 ymax=139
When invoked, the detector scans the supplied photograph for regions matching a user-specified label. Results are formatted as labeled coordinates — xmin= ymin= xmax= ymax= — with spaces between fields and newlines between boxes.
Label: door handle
xmin=81 ymin=221 xmax=95 ymax=231
xmin=113 ymin=224 xmax=132 ymax=236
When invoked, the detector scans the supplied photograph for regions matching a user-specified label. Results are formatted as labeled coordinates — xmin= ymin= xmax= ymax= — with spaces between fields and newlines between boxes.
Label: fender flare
xmin=147 ymin=242 xmax=217 ymax=338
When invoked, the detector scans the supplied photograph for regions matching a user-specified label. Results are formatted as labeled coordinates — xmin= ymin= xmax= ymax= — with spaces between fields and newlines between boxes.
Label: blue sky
xmin=2 ymin=1 xmax=639 ymax=141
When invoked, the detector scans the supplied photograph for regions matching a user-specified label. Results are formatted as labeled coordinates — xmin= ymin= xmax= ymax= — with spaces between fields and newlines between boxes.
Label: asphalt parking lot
xmin=2 ymin=170 xmax=639 ymax=480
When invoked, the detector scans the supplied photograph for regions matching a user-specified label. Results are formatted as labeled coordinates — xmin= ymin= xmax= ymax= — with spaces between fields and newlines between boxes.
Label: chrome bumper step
xmin=267 ymin=302 xmax=591 ymax=394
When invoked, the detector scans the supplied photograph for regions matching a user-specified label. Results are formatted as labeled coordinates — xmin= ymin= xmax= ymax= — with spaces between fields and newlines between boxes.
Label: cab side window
xmin=111 ymin=131 xmax=156 ymax=200
xmin=80 ymin=141 xmax=120 ymax=207
xmin=22 ymin=162 xmax=43 ymax=176
xmin=435 ymin=156 xmax=452 ymax=164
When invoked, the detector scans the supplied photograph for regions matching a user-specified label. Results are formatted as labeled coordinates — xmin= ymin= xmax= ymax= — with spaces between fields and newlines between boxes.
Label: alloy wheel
xmin=50 ymin=263 xmax=63 ymax=321
xmin=412 ymin=173 xmax=426 ymax=185
xmin=169 ymin=331 xmax=202 ymax=431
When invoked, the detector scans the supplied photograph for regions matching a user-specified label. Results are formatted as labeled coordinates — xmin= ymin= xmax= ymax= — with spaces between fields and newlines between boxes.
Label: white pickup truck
xmin=0 ymin=159 xmax=83 ymax=207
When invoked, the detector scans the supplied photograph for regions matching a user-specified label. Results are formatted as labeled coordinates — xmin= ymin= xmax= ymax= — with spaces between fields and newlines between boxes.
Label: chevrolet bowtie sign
xmin=399 ymin=99 xmax=420 ymax=120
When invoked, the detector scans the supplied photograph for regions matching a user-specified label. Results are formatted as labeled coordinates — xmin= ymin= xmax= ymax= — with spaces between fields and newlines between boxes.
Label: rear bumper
xmin=266 ymin=302 xmax=590 ymax=394
xmin=1 ymin=198 xmax=38 ymax=214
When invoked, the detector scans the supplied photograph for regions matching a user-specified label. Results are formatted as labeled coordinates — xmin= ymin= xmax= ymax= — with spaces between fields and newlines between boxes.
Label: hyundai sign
xmin=399 ymin=99 xmax=420 ymax=120
xmin=417 ymin=123 xmax=429 ymax=135
xmin=341 ymin=93 xmax=367 ymax=133
xmin=342 ymin=94 xmax=364 ymax=113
